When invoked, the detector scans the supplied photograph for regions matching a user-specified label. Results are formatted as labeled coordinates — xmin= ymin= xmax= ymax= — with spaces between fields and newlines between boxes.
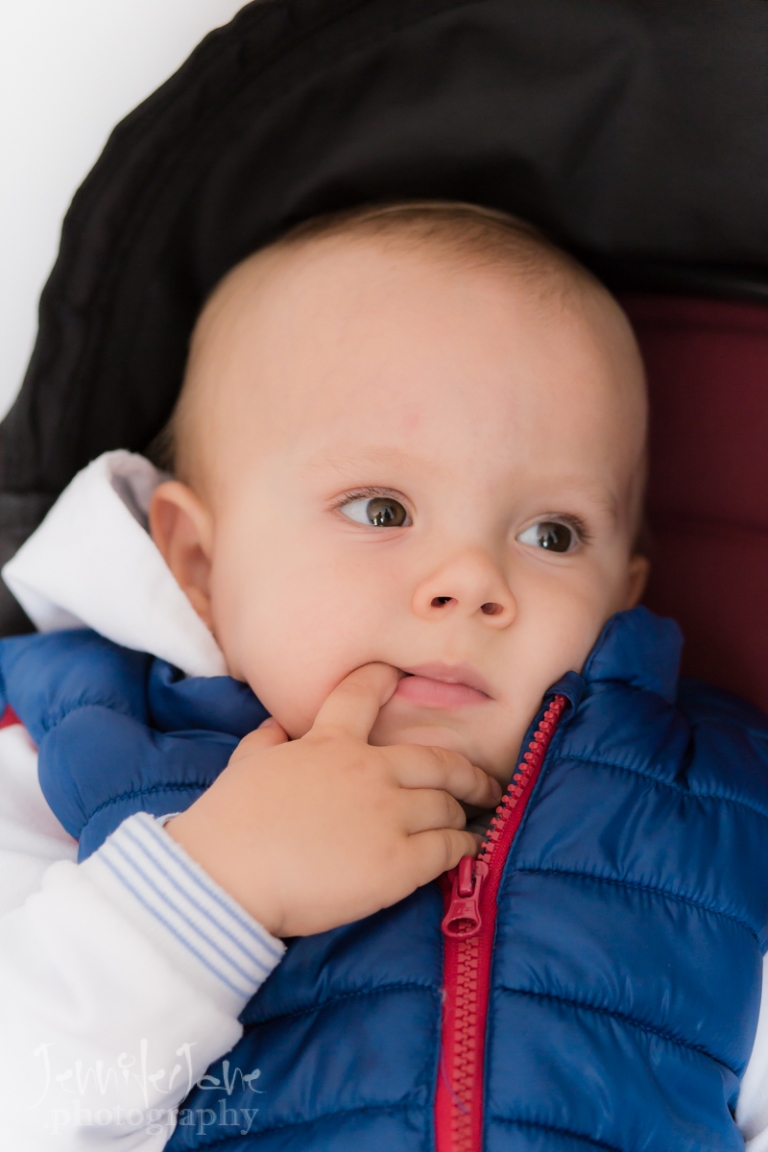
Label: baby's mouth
xmin=394 ymin=663 xmax=492 ymax=709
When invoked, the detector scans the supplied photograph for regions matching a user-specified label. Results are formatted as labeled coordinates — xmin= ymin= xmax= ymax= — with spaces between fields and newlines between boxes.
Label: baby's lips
xmin=394 ymin=675 xmax=490 ymax=709
xmin=397 ymin=661 xmax=494 ymax=699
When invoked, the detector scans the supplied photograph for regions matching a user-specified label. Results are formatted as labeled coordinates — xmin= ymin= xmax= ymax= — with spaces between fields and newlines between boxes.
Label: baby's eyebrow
xmin=553 ymin=485 xmax=621 ymax=526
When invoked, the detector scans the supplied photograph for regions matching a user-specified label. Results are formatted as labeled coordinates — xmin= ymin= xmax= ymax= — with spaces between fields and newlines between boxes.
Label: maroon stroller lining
xmin=626 ymin=295 xmax=768 ymax=709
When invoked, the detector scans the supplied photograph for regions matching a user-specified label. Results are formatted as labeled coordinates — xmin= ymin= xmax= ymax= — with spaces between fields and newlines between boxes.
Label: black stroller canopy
xmin=1 ymin=0 xmax=768 ymax=633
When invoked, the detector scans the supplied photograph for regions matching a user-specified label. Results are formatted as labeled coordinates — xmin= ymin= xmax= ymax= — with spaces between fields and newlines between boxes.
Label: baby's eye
xmin=516 ymin=520 xmax=577 ymax=554
xmin=339 ymin=496 xmax=410 ymax=528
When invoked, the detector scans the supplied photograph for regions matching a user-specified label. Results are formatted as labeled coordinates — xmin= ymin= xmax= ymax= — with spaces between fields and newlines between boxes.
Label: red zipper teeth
xmin=436 ymin=694 xmax=567 ymax=1152
xmin=478 ymin=694 xmax=565 ymax=869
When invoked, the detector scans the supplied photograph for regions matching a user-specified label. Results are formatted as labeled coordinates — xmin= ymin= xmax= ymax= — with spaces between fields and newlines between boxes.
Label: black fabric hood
xmin=1 ymin=0 xmax=767 ymax=632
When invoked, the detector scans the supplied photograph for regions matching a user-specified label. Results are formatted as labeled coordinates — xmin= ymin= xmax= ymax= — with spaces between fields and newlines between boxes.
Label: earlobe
xmin=149 ymin=481 xmax=216 ymax=629
xmin=625 ymin=554 xmax=650 ymax=610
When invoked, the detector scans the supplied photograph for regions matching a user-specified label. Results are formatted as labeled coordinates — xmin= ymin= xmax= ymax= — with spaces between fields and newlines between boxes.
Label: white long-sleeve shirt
xmin=0 ymin=450 xmax=767 ymax=1149
xmin=0 ymin=453 xmax=285 ymax=1150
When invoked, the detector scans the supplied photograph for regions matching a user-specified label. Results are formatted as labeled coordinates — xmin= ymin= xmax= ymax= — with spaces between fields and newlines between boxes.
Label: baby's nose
xmin=411 ymin=550 xmax=516 ymax=628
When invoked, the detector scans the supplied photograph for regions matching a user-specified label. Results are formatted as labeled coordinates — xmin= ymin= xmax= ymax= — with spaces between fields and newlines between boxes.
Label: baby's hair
xmin=266 ymin=201 xmax=591 ymax=294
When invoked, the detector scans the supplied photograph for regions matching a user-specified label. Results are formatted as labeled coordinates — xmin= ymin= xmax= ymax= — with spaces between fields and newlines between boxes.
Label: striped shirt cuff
xmin=81 ymin=811 xmax=285 ymax=1015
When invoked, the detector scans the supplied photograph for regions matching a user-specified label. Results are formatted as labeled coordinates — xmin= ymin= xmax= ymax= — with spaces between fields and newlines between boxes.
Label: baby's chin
xmin=368 ymin=716 xmax=506 ymax=780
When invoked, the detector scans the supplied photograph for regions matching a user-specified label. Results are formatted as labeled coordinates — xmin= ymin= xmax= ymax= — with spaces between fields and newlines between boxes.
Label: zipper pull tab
xmin=441 ymin=856 xmax=488 ymax=939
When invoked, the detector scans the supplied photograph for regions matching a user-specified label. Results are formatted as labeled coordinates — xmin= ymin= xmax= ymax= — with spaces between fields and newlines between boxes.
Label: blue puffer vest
xmin=1 ymin=606 xmax=768 ymax=1151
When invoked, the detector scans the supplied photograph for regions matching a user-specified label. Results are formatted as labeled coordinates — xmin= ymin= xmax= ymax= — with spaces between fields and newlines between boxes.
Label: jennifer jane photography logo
xmin=30 ymin=1040 xmax=263 ymax=1138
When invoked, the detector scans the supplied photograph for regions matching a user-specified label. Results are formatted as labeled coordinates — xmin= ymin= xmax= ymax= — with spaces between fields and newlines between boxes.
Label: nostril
xmin=481 ymin=602 xmax=503 ymax=616
xmin=431 ymin=596 xmax=456 ymax=608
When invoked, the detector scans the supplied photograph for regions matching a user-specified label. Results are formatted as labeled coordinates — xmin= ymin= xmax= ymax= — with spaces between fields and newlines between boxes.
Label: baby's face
xmin=155 ymin=236 xmax=647 ymax=785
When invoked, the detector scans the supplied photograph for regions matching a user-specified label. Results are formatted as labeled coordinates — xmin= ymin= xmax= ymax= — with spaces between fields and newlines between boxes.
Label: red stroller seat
xmin=623 ymin=296 xmax=768 ymax=711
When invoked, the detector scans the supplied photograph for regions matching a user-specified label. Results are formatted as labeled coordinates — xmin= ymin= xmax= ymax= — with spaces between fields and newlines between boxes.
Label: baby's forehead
xmin=178 ymin=221 xmax=647 ymax=496
xmin=200 ymin=218 xmax=591 ymax=334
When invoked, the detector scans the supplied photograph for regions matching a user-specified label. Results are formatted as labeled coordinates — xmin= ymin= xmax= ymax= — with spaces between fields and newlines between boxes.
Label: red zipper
xmin=435 ymin=694 xmax=567 ymax=1152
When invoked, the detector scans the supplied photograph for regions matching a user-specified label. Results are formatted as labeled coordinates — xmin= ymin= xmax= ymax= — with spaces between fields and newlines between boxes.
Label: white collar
xmin=1 ymin=451 xmax=227 ymax=678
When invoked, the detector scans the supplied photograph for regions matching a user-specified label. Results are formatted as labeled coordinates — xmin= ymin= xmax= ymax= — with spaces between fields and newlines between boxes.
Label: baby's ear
xmin=625 ymin=553 xmax=650 ymax=610
xmin=149 ymin=481 xmax=215 ymax=629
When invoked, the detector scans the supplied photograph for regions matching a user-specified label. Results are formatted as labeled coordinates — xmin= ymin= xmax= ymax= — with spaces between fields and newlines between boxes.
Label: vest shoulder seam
xmin=37 ymin=697 xmax=140 ymax=735
xmin=515 ymin=865 xmax=761 ymax=947
xmin=244 ymin=979 xmax=439 ymax=1029
xmin=87 ymin=781 xmax=213 ymax=820
xmin=492 ymin=1115 xmax=623 ymax=1152
xmin=496 ymin=986 xmax=739 ymax=1077
xmin=560 ymin=753 xmax=768 ymax=823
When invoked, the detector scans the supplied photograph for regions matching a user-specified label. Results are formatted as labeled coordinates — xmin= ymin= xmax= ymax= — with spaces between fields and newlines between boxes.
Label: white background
xmin=0 ymin=0 xmax=247 ymax=421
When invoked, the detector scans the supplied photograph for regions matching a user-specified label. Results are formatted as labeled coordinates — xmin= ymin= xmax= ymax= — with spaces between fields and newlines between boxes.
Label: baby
xmin=2 ymin=201 xmax=768 ymax=1152
xmin=152 ymin=202 xmax=648 ymax=936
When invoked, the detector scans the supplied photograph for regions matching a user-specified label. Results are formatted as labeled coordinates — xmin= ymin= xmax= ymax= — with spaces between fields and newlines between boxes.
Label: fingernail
xmin=258 ymin=716 xmax=278 ymax=729
xmin=490 ymin=779 xmax=503 ymax=801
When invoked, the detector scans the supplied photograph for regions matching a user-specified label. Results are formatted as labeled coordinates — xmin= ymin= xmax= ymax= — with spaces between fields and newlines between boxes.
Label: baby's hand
xmin=165 ymin=664 xmax=500 ymax=937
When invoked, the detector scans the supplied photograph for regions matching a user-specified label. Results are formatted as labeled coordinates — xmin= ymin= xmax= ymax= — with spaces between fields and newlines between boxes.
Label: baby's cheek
xmin=537 ymin=579 xmax=615 ymax=675
xmin=239 ymin=663 xmax=327 ymax=738
xmin=238 ymin=636 xmax=367 ymax=739
xmin=211 ymin=600 xmax=335 ymax=733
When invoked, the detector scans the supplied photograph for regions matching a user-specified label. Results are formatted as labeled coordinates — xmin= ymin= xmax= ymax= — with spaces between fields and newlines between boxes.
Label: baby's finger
xmin=311 ymin=663 xmax=401 ymax=741
xmin=388 ymin=744 xmax=502 ymax=809
xmin=398 ymin=788 xmax=467 ymax=834
xmin=230 ymin=716 xmax=289 ymax=762
xmin=405 ymin=828 xmax=481 ymax=888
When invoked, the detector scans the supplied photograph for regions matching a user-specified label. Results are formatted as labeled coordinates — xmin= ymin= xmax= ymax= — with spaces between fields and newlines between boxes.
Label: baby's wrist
xmin=164 ymin=811 xmax=285 ymax=938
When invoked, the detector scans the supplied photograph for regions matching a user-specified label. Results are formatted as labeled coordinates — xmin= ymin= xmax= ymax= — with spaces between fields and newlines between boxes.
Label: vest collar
xmin=580 ymin=606 xmax=682 ymax=705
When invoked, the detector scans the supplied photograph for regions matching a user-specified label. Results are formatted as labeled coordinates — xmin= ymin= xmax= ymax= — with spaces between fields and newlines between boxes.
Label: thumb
xmin=311 ymin=663 xmax=401 ymax=742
